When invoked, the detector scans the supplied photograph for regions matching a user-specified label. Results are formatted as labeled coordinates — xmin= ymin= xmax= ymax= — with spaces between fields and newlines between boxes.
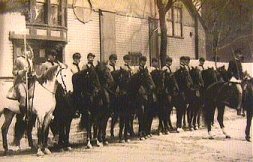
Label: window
xmin=165 ymin=6 xmax=183 ymax=37
xmin=50 ymin=0 xmax=61 ymax=25
xmin=174 ymin=7 xmax=182 ymax=37
xmin=30 ymin=0 xmax=66 ymax=27
xmin=34 ymin=0 xmax=46 ymax=24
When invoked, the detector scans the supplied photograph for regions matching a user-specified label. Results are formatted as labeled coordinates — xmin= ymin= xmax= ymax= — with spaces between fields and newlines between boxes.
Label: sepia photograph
xmin=0 ymin=0 xmax=252 ymax=161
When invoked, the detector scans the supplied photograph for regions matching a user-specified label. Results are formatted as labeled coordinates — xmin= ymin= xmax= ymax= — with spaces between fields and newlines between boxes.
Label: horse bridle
xmin=56 ymin=67 xmax=68 ymax=94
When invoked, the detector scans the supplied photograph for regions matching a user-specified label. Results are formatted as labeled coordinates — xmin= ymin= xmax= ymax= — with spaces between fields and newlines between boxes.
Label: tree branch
xmin=165 ymin=0 xmax=175 ymax=12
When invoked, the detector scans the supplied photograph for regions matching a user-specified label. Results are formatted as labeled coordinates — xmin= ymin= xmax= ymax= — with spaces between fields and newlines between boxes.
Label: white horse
xmin=0 ymin=65 xmax=73 ymax=156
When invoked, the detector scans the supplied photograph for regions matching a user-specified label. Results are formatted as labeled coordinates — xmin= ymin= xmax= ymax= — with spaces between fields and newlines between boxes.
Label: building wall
xmin=0 ymin=12 xmax=26 ymax=78
xmin=65 ymin=8 xmax=100 ymax=66
xmin=159 ymin=3 xmax=199 ymax=60
xmin=115 ymin=15 xmax=150 ymax=66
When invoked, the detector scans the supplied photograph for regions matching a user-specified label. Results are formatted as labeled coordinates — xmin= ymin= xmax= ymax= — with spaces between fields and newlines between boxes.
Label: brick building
xmin=0 ymin=0 xmax=206 ymax=82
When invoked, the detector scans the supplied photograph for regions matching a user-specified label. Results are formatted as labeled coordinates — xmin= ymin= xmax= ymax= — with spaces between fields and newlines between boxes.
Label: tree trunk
xmin=159 ymin=10 xmax=168 ymax=67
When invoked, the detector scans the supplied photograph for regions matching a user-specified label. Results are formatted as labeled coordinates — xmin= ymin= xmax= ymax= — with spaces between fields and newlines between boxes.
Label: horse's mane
xmin=43 ymin=65 xmax=59 ymax=81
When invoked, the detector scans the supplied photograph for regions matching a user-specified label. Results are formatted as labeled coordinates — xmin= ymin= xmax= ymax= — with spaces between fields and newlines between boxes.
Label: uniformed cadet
xmin=138 ymin=56 xmax=148 ymax=71
xmin=228 ymin=50 xmax=244 ymax=114
xmin=162 ymin=56 xmax=173 ymax=73
xmin=108 ymin=54 xmax=119 ymax=72
xmin=121 ymin=54 xmax=133 ymax=74
xmin=198 ymin=57 xmax=205 ymax=71
xmin=11 ymin=46 xmax=35 ymax=115
xmin=11 ymin=45 xmax=35 ymax=147
xmin=185 ymin=56 xmax=191 ymax=71
xmin=70 ymin=52 xmax=81 ymax=74
xmin=82 ymin=53 xmax=96 ymax=70
xmin=179 ymin=56 xmax=186 ymax=69
xmin=40 ymin=49 xmax=58 ymax=76
xmin=149 ymin=58 xmax=160 ymax=72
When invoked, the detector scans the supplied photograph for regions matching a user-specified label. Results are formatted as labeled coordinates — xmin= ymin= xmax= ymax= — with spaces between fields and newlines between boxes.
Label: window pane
xmin=34 ymin=2 xmax=45 ymax=24
xmin=166 ymin=21 xmax=173 ymax=36
xmin=174 ymin=23 xmax=182 ymax=37
xmin=50 ymin=4 xmax=60 ymax=25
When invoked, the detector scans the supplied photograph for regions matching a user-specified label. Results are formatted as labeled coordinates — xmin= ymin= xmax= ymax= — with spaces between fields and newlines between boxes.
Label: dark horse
xmin=174 ymin=67 xmax=193 ymax=132
xmin=72 ymin=65 xmax=102 ymax=148
xmin=110 ymin=68 xmax=132 ymax=142
xmin=127 ymin=68 xmax=155 ymax=140
xmin=203 ymin=66 xmax=243 ymax=139
xmin=94 ymin=61 xmax=114 ymax=144
xmin=187 ymin=67 xmax=204 ymax=130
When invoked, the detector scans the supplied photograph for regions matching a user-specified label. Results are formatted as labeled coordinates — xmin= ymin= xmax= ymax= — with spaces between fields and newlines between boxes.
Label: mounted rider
xmin=162 ymin=56 xmax=173 ymax=73
xmin=82 ymin=52 xmax=96 ymax=70
xmin=198 ymin=57 xmax=206 ymax=71
xmin=10 ymin=45 xmax=35 ymax=116
xmin=70 ymin=52 xmax=82 ymax=74
xmin=107 ymin=54 xmax=119 ymax=72
xmin=121 ymin=54 xmax=133 ymax=75
xmin=227 ymin=49 xmax=244 ymax=114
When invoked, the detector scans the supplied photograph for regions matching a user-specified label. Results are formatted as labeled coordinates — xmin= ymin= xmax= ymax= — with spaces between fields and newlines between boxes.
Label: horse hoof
xmin=140 ymin=137 xmax=145 ymax=141
xmin=3 ymin=150 xmax=13 ymax=156
xmin=164 ymin=131 xmax=169 ymax=135
xmin=158 ymin=132 xmax=162 ymax=136
xmin=59 ymin=148 xmax=65 ymax=152
xmin=176 ymin=128 xmax=183 ymax=133
xmin=44 ymin=148 xmax=51 ymax=155
xmin=119 ymin=140 xmax=125 ymax=143
xmin=65 ymin=147 xmax=72 ymax=151
xmin=194 ymin=127 xmax=199 ymax=130
xmin=225 ymin=135 xmax=231 ymax=139
xmin=86 ymin=144 xmax=93 ymax=149
xmin=96 ymin=142 xmax=103 ymax=147
xmin=125 ymin=139 xmax=131 ymax=143
xmin=246 ymin=136 xmax=251 ymax=142
xmin=37 ymin=149 xmax=44 ymax=156
xmin=103 ymin=141 xmax=109 ymax=145
xmin=190 ymin=127 xmax=194 ymax=131
xmin=9 ymin=145 xmax=21 ymax=152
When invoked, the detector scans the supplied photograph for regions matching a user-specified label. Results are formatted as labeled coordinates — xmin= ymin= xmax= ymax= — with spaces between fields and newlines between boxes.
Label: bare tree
xmin=156 ymin=0 xmax=176 ymax=66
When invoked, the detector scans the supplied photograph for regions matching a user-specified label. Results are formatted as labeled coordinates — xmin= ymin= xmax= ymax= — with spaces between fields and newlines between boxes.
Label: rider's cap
xmin=109 ymin=54 xmax=117 ymax=60
xmin=139 ymin=56 xmax=147 ymax=62
xmin=199 ymin=57 xmax=205 ymax=62
xmin=123 ymin=54 xmax=130 ymax=60
xmin=87 ymin=53 xmax=95 ymax=58
xmin=73 ymin=52 xmax=81 ymax=59
xmin=48 ymin=49 xmax=57 ymax=56
xmin=166 ymin=56 xmax=172 ymax=62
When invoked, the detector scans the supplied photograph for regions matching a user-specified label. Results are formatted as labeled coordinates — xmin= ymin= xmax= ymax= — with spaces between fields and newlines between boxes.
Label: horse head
xmin=175 ymin=67 xmax=193 ymax=91
xmin=164 ymin=72 xmax=179 ymax=95
xmin=216 ymin=65 xmax=229 ymax=82
xmin=202 ymin=67 xmax=218 ymax=88
xmin=96 ymin=61 xmax=114 ymax=88
xmin=190 ymin=67 xmax=204 ymax=89
xmin=56 ymin=66 xmax=74 ymax=95
xmin=150 ymin=69 xmax=165 ymax=94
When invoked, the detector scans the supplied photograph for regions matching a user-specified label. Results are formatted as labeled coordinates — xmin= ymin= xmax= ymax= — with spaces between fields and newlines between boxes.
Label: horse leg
xmin=124 ymin=113 xmax=130 ymax=142
xmin=119 ymin=114 xmax=124 ymax=142
xmin=245 ymin=110 xmax=252 ymax=141
xmin=206 ymin=103 xmax=216 ymax=139
xmin=64 ymin=118 xmax=73 ymax=150
xmin=187 ymin=103 xmax=193 ymax=131
xmin=1 ymin=109 xmax=15 ymax=154
xmin=27 ymin=113 xmax=37 ymax=149
xmin=42 ymin=114 xmax=54 ymax=154
xmin=217 ymin=104 xmax=230 ymax=138
xmin=85 ymin=113 xmax=92 ymax=149
xmin=13 ymin=113 xmax=26 ymax=147
xmin=168 ymin=106 xmax=173 ymax=130
xmin=138 ymin=105 xmax=145 ymax=140
xmin=102 ymin=113 xmax=110 ymax=145
xmin=36 ymin=119 xmax=44 ymax=156
xmin=110 ymin=112 xmax=118 ymax=138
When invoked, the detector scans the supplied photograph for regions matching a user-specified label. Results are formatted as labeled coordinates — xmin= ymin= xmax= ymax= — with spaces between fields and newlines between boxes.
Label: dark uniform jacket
xmin=228 ymin=59 xmax=243 ymax=80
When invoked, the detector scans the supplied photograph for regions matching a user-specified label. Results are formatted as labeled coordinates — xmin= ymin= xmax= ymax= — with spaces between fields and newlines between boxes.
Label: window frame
xmin=29 ymin=0 xmax=67 ymax=28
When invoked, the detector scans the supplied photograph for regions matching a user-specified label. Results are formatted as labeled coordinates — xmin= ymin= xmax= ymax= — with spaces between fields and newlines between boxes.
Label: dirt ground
xmin=0 ymin=109 xmax=252 ymax=162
